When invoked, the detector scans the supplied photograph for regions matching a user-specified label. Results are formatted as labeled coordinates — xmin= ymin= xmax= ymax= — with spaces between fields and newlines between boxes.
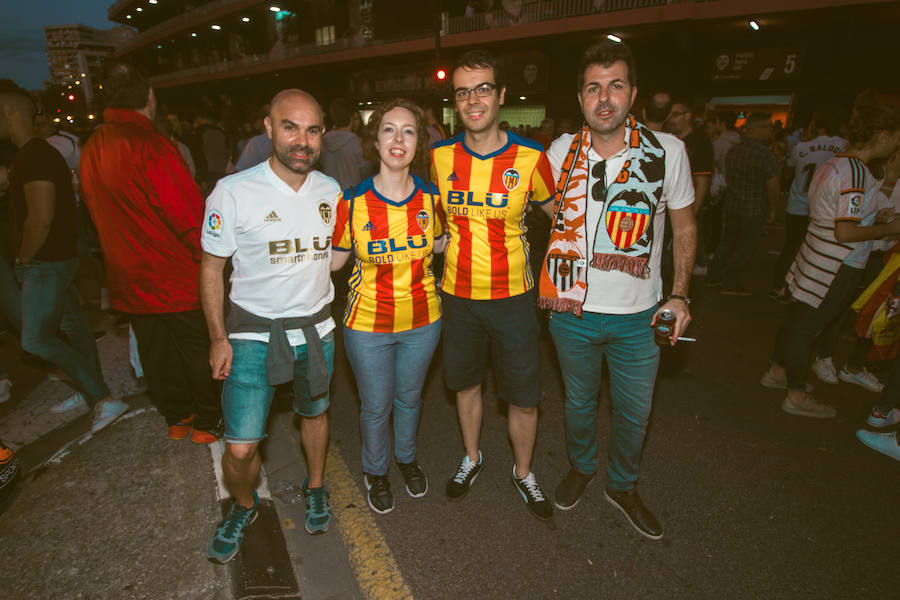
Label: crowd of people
xmin=0 ymin=38 xmax=898 ymax=568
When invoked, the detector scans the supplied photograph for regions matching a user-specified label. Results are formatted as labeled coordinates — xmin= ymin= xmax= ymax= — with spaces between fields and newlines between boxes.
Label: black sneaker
xmin=704 ymin=278 xmax=723 ymax=288
xmin=604 ymin=487 xmax=662 ymax=540
xmin=445 ymin=450 xmax=482 ymax=500
xmin=512 ymin=465 xmax=552 ymax=520
xmin=397 ymin=460 xmax=428 ymax=498
xmin=554 ymin=468 xmax=594 ymax=511
xmin=363 ymin=473 xmax=394 ymax=514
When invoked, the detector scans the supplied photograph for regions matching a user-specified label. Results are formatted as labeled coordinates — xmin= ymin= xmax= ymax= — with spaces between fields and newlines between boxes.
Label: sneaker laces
xmin=398 ymin=462 xmax=421 ymax=481
xmin=517 ymin=473 xmax=546 ymax=502
xmin=452 ymin=457 xmax=478 ymax=484
xmin=223 ymin=504 xmax=253 ymax=538
xmin=307 ymin=487 xmax=328 ymax=514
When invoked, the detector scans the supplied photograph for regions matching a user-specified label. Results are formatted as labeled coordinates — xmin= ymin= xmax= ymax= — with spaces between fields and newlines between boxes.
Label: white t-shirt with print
xmin=546 ymin=129 xmax=694 ymax=314
xmin=201 ymin=159 xmax=340 ymax=345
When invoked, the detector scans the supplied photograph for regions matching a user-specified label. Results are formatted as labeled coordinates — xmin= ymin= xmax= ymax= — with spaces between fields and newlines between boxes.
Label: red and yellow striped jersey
xmin=431 ymin=131 xmax=555 ymax=300
xmin=333 ymin=175 xmax=443 ymax=333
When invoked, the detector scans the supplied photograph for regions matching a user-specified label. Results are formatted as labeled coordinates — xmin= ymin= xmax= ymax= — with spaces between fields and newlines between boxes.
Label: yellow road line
xmin=326 ymin=445 xmax=414 ymax=600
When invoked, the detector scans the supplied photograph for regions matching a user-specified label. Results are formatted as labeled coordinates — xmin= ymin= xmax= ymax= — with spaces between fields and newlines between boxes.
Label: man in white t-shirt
xmin=538 ymin=40 xmax=695 ymax=540
xmin=771 ymin=106 xmax=847 ymax=297
xmin=200 ymin=89 xmax=341 ymax=564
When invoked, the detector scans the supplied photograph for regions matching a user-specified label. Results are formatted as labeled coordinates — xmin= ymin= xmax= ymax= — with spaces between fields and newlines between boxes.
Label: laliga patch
xmin=502 ymin=168 xmax=520 ymax=191
xmin=318 ymin=201 xmax=332 ymax=225
xmin=416 ymin=209 xmax=430 ymax=233
xmin=205 ymin=209 xmax=223 ymax=240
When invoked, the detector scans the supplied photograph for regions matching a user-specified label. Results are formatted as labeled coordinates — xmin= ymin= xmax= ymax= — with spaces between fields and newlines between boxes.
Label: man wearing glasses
xmin=431 ymin=50 xmax=557 ymax=520
xmin=539 ymin=40 xmax=695 ymax=539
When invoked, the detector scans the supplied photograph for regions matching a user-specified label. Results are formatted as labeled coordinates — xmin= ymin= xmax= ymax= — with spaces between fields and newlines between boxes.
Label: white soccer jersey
xmin=786 ymin=135 xmax=847 ymax=216
xmin=786 ymin=154 xmax=878 ymax=308
xmin=787 ymin=135 xmax=847 ymax=215
xmin=202 ymin=159 xmax=341 ymax=345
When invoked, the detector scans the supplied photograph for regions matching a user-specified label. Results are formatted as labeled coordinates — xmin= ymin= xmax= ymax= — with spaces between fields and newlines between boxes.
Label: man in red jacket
xmin=80 ymin=63 xmax=221 ymax=442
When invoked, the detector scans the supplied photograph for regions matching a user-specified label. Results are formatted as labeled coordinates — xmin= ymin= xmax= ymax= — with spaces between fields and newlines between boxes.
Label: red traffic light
xmin=435 ymin=68 xmax=447 ymax=81
xmin=67 ymin=94 xmax=76 ymax=101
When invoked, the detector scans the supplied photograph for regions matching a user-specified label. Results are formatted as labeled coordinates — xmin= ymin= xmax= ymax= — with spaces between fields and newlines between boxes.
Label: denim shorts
xmin=440 ymin=290 xmax=541 ymax=408
xmin=222 ymin=332 xmax=334 ymax=444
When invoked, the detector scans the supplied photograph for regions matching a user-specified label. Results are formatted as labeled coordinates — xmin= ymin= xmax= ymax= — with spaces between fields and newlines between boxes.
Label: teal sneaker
xmin=208 ymin=492 xmax=259 ymax=564
xmin=304 ymin=477 xmax=331 ymax=535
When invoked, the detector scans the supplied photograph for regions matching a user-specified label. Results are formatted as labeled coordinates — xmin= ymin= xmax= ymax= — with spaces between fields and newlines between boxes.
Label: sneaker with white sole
xmin=445 ymin=451 xmax=483 ymax=500
xmin=811 ymin=357 xmax=839 ymax=385
xmin=866 ymin=408 xmax=900 ymax=428
xmin=781 ymin=395 xmax=836 ymax=419
xmin=838 ymin=367 xmax=884 ymax=393
xmin=50 ymin=392 xmax=88 ymax=414
xmin=856 ymin=430 xmax=900 ymax=461
xmin=512 ymin=465 xmax=552 ymax=520
xmin=91 ymin=399 xmax=129 ymax=432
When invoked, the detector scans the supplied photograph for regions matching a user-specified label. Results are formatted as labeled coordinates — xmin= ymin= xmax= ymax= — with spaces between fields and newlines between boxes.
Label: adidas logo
xmin=362 ymin=220 xmax=375 ymax=231
xmin=264 ymin=211 xmax=281 ymax=223
xmin=447 ymin=172 xmax=459 ymax=182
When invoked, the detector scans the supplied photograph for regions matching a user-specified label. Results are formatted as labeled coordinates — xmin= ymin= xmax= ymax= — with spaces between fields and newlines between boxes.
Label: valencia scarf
xmin=538 ymin=116 xmax=666 ymax=315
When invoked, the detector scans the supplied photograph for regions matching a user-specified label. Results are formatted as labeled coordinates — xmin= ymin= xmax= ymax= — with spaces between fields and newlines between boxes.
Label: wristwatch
xmin=668 ymin=294 xmax=691 ymax=305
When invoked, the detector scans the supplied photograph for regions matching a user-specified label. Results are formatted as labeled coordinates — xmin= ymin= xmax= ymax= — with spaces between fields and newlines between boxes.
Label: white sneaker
xmin=50 ymin=392 xmax=88 ymax=414
xmin=811 ymin=357 xmax=839 ymax=385
xmin=866 ymin=408 xmax=900 ymax=428
xmin=91 ymin=399 xmax=129 ymax=433
xmin=856 ymin=430 xmax=900 ymax=461
xmin=0 ymin=378 xmax=11 ymax=403
xmin=838 ymin=367 xmax=885 ymax=393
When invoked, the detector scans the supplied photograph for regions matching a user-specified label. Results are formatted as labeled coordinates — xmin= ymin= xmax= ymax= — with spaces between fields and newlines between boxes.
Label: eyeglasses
xmin=454 ymin=82 xmax=497 ymax=102
xmin=591 ymin=160 xmax=607 ymax=202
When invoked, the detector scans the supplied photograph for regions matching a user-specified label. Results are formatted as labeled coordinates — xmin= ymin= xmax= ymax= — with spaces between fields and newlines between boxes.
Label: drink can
xmin=654 ymin=308 xmax=675 ymax=346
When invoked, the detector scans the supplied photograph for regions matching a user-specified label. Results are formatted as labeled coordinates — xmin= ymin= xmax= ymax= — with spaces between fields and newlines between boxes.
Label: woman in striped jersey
xmin=332 ymin=98 xmax=446 ymax=514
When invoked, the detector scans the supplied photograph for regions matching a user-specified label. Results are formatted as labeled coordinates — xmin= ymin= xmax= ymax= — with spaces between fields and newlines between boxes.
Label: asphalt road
xmin=2 ymin=219 xmax=899 ymax=600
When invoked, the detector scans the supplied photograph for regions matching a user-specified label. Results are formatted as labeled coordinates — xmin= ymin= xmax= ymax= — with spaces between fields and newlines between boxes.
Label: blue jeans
xmin=15 ymin=258 xmax=108 ymax=405
xmin=548 ymin=307 xmax=660 ymax=491
xmin=344 ymin=320 xmax=441 ymax=476
xmin=222 ymin=333 xmax=335 ymax=444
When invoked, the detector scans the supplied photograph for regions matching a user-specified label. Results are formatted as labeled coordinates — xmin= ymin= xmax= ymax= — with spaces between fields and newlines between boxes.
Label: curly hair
xmin=363 ymin=98 xmax=430 ymax=169
xmin=846 ymin=104 xmax=900 ymax=145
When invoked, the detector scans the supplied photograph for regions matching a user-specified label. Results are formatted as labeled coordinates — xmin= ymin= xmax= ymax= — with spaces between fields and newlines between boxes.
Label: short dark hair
xmin=577 ymin=40 xmax=637 ymax=91
xmin=453 ymin=50 xmax=504 ymax=90
xmin=670 ymin=96 xmax=693 ymax=113
xmin=329 ymin=97 xmax=354 ymax=128
xmin=102 ymin=62 xmax=150 ymax=110
xmin=643 ymin=91 xmax=671 ymax=123
xmin=363 ymin=98 xmax=430 ymax=169
xmin=0 ymin=80 xmax=37 ymax=121
xmin=846 ymin=104 xmax=900 ymax=145
xmin=717 ymin=110 xmax=737 ymax=130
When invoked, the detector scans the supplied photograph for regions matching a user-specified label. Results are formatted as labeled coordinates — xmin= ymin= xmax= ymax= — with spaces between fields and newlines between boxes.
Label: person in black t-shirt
xmin=666 ymin=97 xmax=714 ymax=274
xmin=0 ymin=84 xmax=127 ymax=432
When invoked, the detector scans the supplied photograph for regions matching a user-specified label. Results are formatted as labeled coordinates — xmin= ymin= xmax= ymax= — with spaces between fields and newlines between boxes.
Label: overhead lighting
xmin=88 ymin=114 xmax=95 ymax=120
xmin=749 ymin=20 xmax=760 ymax=30
xmin=519 ymin=96 xmax=526 ymax=101
xmin=80 ymin=72 xmax=86 ymax=77
xmin=242 ymin=17 xmax=250 ymax=23
xmin=442 ymin=98 xmax=448 ymax=102
xmin=191 ymin=32 xmax=198 ymax=37
xmin=136 ymin=7 xmax=142 ymax=11
xmin=607 ymin=34 xmax=622 ymax=43
xmin=53 ymin=117 xmax=60 ymax=123
xmin=270 ymin=6 xmax=281 ymax=11
xmin=211 ymin=24 xmax=221 ymax=30
xmin=75 ymin=80 xmax=81 ymax=85
xmin=149 ymin=0 xmax=158 ymax=4
xmin=126 ymin=14 xmax=131 ymax=19
xmin=366 ymin=101 xmax=372 ymax=105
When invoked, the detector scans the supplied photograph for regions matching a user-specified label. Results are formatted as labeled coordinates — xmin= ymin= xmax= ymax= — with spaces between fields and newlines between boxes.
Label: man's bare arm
xmin=653 ymin=204 xmax=697 ymax=344
xmin=691 ymin=174 xmax=711 ymax=216
xmin=200 ymin=251 xmax=232 ymax=380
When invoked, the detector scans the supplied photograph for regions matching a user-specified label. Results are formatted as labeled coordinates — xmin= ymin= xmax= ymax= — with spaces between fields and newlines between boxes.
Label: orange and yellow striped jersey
xmin=333 ymin=175 xmax=443 ymax=333
xmin=430 ymin=131 xmax=556 ymax=300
